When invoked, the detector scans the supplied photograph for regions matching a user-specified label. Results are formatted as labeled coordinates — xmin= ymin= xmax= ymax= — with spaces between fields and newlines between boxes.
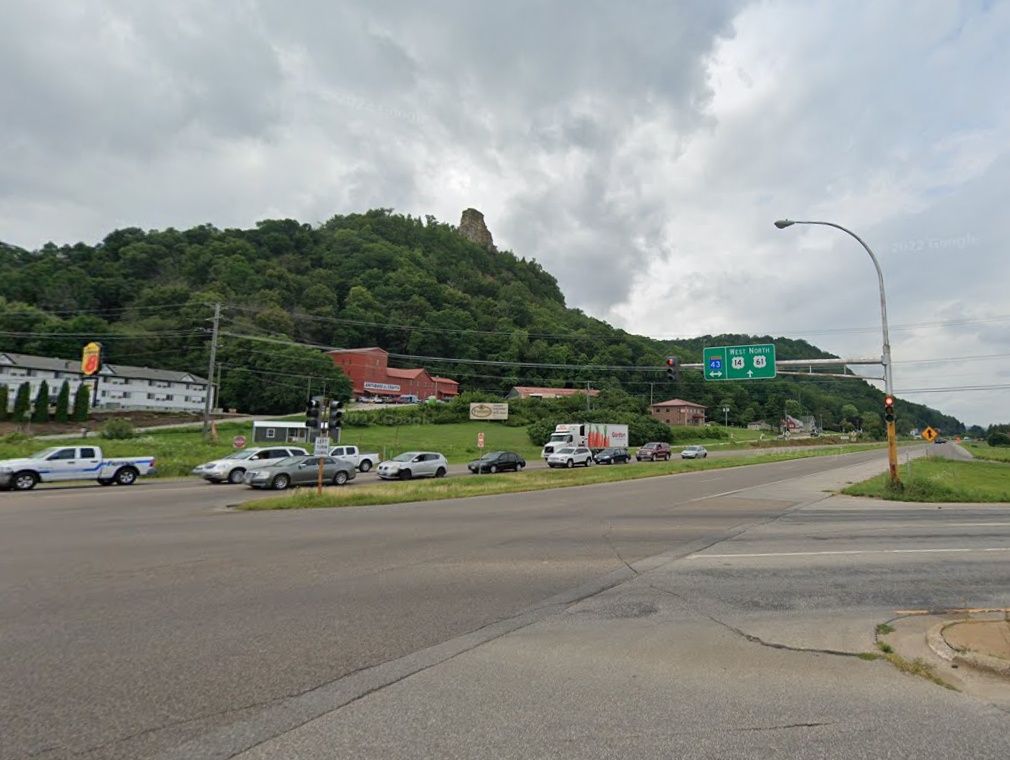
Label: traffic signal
xmin=666 ymin=356 xmax=678 ymax=382
xmin=884 ymin=395 xmax=895 ymax=424
xmin=328 ymin=400 xmax=345 ymax=429
xmin=306 ymin=397 xmax=321 ymax=429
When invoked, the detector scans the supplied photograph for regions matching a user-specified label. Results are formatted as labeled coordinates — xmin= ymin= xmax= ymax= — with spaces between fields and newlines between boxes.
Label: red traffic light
xmin=667 ymin=358 xmax=674 ymax=366
xmin=884 ymin=395 xmax=894 ymax=406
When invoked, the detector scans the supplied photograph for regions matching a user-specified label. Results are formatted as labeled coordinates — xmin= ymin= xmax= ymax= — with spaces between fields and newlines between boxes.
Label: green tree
xmin=71 ymin=383 xmax=91 ymax=422
xmin=840 ymin=404 xmax=859 ymax=424
xmin=13 ymin=382 xmax=31 ymax=422
xmin=32 ymin=380 xmax=50 ymax=423
xmin=0 ymin=385 xmax=8 ymax=421
xmin=54 ymin=380 xmax=71 ymax=423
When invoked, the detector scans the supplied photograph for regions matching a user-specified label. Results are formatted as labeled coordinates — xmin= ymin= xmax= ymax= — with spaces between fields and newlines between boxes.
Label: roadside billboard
xmin=469 ymin=402 xmax=509 ymax=421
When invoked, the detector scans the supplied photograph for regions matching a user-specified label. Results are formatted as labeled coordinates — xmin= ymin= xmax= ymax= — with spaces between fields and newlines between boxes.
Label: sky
xmin=1 ymin=0 xmax=1008 ymax=428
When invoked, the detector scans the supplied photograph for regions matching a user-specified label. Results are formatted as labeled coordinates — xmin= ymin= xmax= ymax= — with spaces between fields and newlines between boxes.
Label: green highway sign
xmin=703 ymin=343 xmax=776 ymax=381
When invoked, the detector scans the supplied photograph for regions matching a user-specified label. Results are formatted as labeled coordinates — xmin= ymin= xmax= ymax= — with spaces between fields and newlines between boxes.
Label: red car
xmin=635 ymin=442 xmax=671 ymax=461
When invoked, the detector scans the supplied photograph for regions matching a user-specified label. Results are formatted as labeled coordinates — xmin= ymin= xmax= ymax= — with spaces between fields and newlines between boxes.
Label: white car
xmin=191 ymin=446 xmax=309 ymax=484
xmin=377 ymin=451 xmax=448 ymax=481
xmin=546 ymin=446 xmax=594 ymax=469
xmin=681 ymin=445 xmax=709 ymax=459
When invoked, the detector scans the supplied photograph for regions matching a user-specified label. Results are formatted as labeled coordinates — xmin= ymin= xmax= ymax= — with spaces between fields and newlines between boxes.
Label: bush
xmin=101 ymin=418 xmax=138 ymax=440
xmin=987 ymin=432 xmax=1010 ymax=447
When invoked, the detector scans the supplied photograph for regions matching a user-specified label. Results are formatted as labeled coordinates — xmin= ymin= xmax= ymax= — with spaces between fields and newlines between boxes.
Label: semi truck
xmin=540 ymin=423 xmax=630 ymax=459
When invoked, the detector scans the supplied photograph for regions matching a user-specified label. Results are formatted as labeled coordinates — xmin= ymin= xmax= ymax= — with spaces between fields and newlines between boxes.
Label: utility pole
xmin=586 ymin=382 xmax=591 ymax=411
xmin=202 ymin=302 xmax=221 ymax=441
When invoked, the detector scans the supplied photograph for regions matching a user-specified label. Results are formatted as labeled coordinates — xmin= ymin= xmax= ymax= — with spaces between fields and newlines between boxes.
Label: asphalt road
xmin=3 ymin=444 xmax=1000 ymax=759
xmin=240 ymin=473 xmax=1010 ymax=760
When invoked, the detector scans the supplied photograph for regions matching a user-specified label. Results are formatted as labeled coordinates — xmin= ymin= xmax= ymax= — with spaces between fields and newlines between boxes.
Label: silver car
xmin=681 ymin=445 xmax=709 ymax=459
xmin=376 ymin=451 xmax=448 ymax=481
xmin=243 ymin=455 xmax=357 ymax=490
xmin=192 ymin=446 xmax=309 ymax=484
xmin=546 ymin=446 xmax=594 ymax=468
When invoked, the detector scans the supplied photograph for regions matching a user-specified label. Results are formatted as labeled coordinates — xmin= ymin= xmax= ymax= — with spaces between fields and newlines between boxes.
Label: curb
xmin=926 ymin=621 xmax=1010 ymax=680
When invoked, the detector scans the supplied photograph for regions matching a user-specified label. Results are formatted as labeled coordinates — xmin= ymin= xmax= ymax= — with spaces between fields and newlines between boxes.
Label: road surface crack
xmin=601 ymin=521 xmax=639 ymax=576
xmin=647 ymin=582 xmax=861 ymax=658
xmin=733 ymin=721 xmax=834 ymax=732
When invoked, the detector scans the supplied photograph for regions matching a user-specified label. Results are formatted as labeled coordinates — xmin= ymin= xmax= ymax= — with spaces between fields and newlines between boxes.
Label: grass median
xmin=842 ymin=457 xmax=1010 ymax=502
xmin=239 ymin=444 xmax=888 ymax=510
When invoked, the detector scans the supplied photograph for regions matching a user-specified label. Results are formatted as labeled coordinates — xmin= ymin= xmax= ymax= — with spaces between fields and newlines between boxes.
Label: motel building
xmin=326 ymin=347 xmax=459 ymax=402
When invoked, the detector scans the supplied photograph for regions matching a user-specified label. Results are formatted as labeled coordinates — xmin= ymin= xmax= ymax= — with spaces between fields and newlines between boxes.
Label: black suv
xmin=468 ymin=450 xmax=527 ymax=474
xmin=635 ymin=442 xmax=671 ymax=461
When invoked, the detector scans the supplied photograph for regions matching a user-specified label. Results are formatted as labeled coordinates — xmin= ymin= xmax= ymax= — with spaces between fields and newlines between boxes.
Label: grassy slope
xmin=843 ymin=457 xmax=1010 ymax=502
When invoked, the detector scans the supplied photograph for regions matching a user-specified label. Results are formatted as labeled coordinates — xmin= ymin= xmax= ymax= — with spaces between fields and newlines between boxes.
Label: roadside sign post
xmin=478 ymin=432 xmax=484 ymax=449
xmin=233 ymin=435 xmax=246 ymax=449
xmin=922 ymin=426 xmax=938 ymax=443
xmin=703 ymin=344 xmax=776 ymax=381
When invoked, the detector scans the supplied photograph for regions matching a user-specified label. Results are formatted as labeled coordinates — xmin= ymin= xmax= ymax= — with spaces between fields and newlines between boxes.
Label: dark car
xmin=468 ymin=450 xmax=526 ymax=474
xmin=594 ymin=447 xmax=631 ymax=465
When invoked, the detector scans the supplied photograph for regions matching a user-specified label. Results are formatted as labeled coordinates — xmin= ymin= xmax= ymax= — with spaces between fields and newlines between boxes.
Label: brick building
xmin=326 ymin=347 xmax=459 ymax=401
xmin=649 ymin=398 xmax=707 ymax=427
xmin=506 ymin=386 xmax=601 ymax=401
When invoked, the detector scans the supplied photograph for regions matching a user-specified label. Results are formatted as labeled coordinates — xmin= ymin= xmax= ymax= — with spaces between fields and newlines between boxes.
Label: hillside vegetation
xmin=0 ymin=209 xmax=963 ymax=433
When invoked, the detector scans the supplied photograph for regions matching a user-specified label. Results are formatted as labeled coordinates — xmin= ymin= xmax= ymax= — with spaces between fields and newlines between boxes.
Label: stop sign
xmin=233 ymin=435 xmax=247 ymax=448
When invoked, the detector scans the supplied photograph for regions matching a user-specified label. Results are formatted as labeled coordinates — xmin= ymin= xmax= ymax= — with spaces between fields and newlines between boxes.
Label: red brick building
xmin=649 ymin=398 xmax=707 ymax=426
xmin=326 ymin=347 xmax=459 ymax=401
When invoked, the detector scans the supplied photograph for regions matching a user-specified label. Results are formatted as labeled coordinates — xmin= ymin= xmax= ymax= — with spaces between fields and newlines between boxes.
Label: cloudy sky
xmin=2 ymin=0 xmax=1008 ymax=427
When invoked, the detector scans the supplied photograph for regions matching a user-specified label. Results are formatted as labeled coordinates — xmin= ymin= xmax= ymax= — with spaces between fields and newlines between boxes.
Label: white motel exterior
xmin=0 ymin=352 xmax=212 ymax=413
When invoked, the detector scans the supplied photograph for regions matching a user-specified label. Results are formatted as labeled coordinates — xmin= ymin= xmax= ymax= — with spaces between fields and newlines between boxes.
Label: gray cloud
xmin=1 ymin=0 xmax=1009 ymax=425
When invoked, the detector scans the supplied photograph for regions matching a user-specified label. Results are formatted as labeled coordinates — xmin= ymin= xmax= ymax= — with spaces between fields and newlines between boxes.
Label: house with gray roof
xmin=0 ymin=352 xmax=212 ymax=413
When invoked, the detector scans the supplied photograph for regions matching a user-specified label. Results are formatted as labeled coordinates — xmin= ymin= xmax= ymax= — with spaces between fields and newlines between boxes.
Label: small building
xmin=326 ymin=347 xmax=460 ymax=401
xmin=252 ymin=421 xmax=330 ymax=445
xmin=748 ymin=420 xmax=772 ymax=431
xmin=507 ymin=386 xmax=601 ymax=401
xmin=650 ymin=398 xmax=707 ymax=426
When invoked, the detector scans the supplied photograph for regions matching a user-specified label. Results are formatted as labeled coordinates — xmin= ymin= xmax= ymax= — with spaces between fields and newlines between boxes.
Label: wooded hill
xmin=0 ymin=209 xmax=964 ymax=434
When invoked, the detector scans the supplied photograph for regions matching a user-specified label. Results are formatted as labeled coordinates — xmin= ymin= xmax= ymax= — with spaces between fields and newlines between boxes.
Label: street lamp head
xmin=774 ymin=219 xmax=795 ymax=229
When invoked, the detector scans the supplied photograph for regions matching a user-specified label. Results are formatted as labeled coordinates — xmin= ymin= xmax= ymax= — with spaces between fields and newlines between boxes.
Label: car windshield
xmin=479 ymin=452 xmax=503 ymax=460
xmin=392 ymin=453 xmax=419 ymax=462
xmin=27 ymin=448 xmax=62 ymax=460
xmin=556 ymin=447 xmax=575 ymax=454
xmin=600 ymin=449 xmax=618 ymax=455
xmin=264 ymin=456 xmax=302 ymax=467
xmin=548 ymin=434 xmax=570 ymax=442
xmin=225 ymin=450 xmax=261 ymax=461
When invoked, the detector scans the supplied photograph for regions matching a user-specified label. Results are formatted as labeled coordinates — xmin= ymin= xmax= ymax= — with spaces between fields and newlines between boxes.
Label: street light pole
xmin=774 ymin=219 xmax=899 ymax=486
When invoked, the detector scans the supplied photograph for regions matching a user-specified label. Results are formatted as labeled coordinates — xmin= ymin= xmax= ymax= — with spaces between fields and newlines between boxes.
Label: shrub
xmin=987 ymin=432 xmax=1010 ymax=447
xmin=101 ymin=418 xmax=138 ymax=440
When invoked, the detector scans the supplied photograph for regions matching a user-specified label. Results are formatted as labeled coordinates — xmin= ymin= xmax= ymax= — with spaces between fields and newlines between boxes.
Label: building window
xmin=266 ymin=428 xmax=276 ymax=439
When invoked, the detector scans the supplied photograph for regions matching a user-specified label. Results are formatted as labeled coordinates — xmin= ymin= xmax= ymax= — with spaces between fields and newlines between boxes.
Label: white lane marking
xmin=946 ymin=522 xmax=1010 ymax=527
xmin=689 ymin=547 xmax=1010 ymax=559
xmin=699 ymin=477 xmax=722 ymax=482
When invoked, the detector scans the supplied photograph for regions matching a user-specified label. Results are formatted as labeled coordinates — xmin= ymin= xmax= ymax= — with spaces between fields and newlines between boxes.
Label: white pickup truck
xmin=0 ymin=445 xmax=156 ymax=491
xmin=327 ymin=445 xmax=381 ymax=472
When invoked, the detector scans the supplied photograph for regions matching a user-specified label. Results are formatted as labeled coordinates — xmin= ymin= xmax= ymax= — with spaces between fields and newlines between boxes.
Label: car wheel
xmin=359 ymin=460 xmax=372 ymax=473
xmin=114 ymin=467 xmax=139 ymax=486
xmin=585 ymin=457 xmax=593 ymax=467
xmin=516 ymin=463 xmax=524 ymax=472
xmin=12 ymin=471 xmax=38 ymax=491
xmin=435 ymin=467 xmax=447 ymax=478
xmin=333 ymin=471 xmax=349 ymax=486
xmin=651 ymin=454 xmax=657 ymax=462
xmin=489 ymin=465 xmax=498 ymax=474
xmin=272 ymin=474 xmax=291 ymax=490
xmin=228 ymin=468 xmax=245 ymax=484
xmin=399 ymin=469 xmax=412 ymax=481
xmin=566 ymin=459 xmax=574 ymax=469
